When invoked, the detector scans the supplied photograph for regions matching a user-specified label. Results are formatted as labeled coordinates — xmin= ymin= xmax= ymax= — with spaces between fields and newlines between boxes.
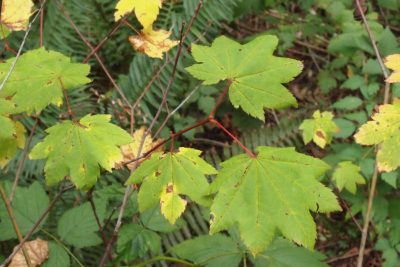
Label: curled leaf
xmin=129 ymin=29 xmax=179 ymax=59
xmin=9 ymin=238 xmax=48 ymax=267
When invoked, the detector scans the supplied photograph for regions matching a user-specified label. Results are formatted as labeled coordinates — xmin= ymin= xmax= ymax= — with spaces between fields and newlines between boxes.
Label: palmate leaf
xmin=354 ymin=102 xmax=400 ymax=172
xmin=126 ymin=148 xmax=217 ymax=224
xmin=209 ymin=146 xmax=341 ymax=255
xmin=299 ymin=110 xmax=338 ymax=149
xmin=0 ymin=48 xmax=91 ymax=114
xmin=29 ymin=114 xmax=132 ymax=190
xmin=332 ymin=161 xmax=365 ymax=194
xmin=186 ymin=35 xmax=303 ymax=120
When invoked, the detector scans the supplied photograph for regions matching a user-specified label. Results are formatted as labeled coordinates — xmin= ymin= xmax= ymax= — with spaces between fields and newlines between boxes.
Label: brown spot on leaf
xmin=316 ymin=130 xmax=325 ymax=139
xmin=166 ymin=184 xmax=173 ymax=193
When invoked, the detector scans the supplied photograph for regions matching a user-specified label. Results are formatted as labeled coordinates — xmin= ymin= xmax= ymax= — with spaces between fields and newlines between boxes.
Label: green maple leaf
xmin=29 ymin=114 xmax=132 ymax=190
xmin=126 ymin=147 xmax=217 ymax=224
xmin=186 ymin=35 xmax=303 ymax=120
xmin=0 ymin=99 xmax=25 ymax=168
xmin=332 ymin=161 xmax=365 ymax=194
xmin=0 ymin=47 xmax=91 ymax=114
xmin=354 ymin=102 xmax=400 ymax=172
xmin=209 ymin=146 xmax=341 ymax=255
xmin=299 ymin=110 xmax=338 ymax=149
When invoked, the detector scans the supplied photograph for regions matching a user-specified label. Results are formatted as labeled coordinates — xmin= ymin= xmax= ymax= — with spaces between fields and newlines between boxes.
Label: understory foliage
xmin=0 ymin=0 xmax=399 ymax=267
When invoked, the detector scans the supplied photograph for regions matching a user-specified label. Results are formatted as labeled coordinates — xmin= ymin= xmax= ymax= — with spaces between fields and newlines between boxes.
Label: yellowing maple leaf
xmin=114 ymin=0 xmax=162 ymax=30
xmin=385 ymin=54 xmax=400 ymax=83
xmin=299 ymin=110 xmax=338 ymax=149
xmin=354 ymin=102 xmax=400 ymax=172
xmin=118 ymin=127 xmax=163 ymax=169
xmin=129 ymin=29 xmax=179 ymax=59
xmin=0 ymin=0 xmax=34 ymax=31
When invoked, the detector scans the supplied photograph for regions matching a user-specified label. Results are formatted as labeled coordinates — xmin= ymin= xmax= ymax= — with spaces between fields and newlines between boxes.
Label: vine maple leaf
xmin=29 ymin=115 xmax=132 ymax=190
xmin=355 ymin=102 xmax=400 ymax=172
xmin=332 ymin=161 xmax=365 ymax=194
xmin=186 ymin=35 xmax=303 ymax=120
xmin=126 ymin=148 xmax=217 ymax=224
xmin=0 ymin=0 xmax=34 ymax=31
xmin=114 ymin=0 xmax=161 ymax=30
xmin=129 ymin=29 xmax=179 ymax=59
xmin=209 ymin=146 xmax=341 ymax=255
xmin=0 ymin=99 xmax=25 ymax=168
xmin=299 ymin=110 xmax=338 ymax=148
xmin=385 ymin=54 xmax=400 ymax=83
xmin=0 ymin=48 xmax=91 ymax=114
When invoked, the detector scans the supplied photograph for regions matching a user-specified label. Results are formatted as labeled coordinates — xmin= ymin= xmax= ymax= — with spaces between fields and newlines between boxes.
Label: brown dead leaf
xmin=9 ymin=239 xmax=48 ymax=267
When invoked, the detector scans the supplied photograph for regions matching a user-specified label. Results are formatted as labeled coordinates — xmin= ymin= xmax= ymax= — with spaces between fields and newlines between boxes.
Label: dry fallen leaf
xmin=0 ymin=0 xmax=34 ymax=31
xmin=129 ymin=29 xmax=179 ymax=59
xmin=385 ymin=54 xmax=400 ymax=83
xmin=9 ymin=239 xmax=48 ymax=267
xmin=117 ymin=127 xmax=163 ymax=169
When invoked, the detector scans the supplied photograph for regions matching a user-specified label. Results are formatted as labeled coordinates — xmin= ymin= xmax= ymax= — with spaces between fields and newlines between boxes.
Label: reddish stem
xmin=83 ymin=19 xmax=125 ymax=64
xmin=210 ymin=118 xmax=256 ymax=158
xmin=209 ymin=79 xmax=232 ymax=119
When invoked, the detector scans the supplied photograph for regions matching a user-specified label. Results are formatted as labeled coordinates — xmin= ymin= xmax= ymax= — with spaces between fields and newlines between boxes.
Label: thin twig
xmin=55 ymin=0 xmax=132 ymax=110
xmin=10 ymin=119 xmax=39 ymax=202
xmin=354 ymin=1 xmax=392 ymax=266
xmin=0 ymin=185 xmax=33 ymax=267
xmin=1 ymin=184 xmax=74 ymax=267
xmin=99 ymin=4 xmax=204 ymax=264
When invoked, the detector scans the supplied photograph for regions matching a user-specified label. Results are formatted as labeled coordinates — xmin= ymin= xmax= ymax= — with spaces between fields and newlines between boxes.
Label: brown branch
xmin=10 ymin=119 xmax=39 ymax=202
xmin=354 ymin=1 xmax=392 ymax=266
xmin=1 ymin=184 xmax=74 ymax=267
xmin=83 ymin=19 xmax=125 ymax=63
xmin=55 ymin=0 xmax=132 ymax=110
xmin=0 ymin=185 xmax=33 ymax=267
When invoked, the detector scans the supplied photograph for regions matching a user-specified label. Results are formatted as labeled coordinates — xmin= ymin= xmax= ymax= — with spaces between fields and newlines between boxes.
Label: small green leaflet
xmin=171 ymin=234 xmax=243 ymax=267
xmin=0 ymin=99 xmax=25 ymax=167
xmin=0 ymin=182 xmax=49 ymax=241
xmin=299 ymin=110 xmax=338 ymax=149
xmin=57 ymin=202 xmax=106 ymax=248
xmin=30 ymin=114 xmax=132 ymax=190
xmin=186 ymin=35 xmax=303 ymax=120
xmin=117 ymin=224 xmax=161 ymax=261
xmin=354 ymin=102 xmax=400 ymax=172
xmin=126 ymin=147 xmax=217 ymax=224
xmin=0 ymin=47 xmax=91 ymax=114
xmin=332 ymin=161 xmax=365 ymax=194
xmin=209 ymin=146 xmax=341 ymax=255
xmin=255 ymin=238 xmax=328 ymax=267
